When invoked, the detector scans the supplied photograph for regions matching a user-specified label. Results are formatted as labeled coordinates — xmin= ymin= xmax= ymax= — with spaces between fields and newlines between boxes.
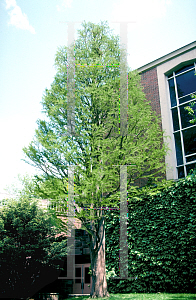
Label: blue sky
xmin=0 ymin=0 xmax=196 ymax=198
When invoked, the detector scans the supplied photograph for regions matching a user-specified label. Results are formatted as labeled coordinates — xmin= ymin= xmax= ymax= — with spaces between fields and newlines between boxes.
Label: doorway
xmin=73 ymin=263 xmax=92 ymax=294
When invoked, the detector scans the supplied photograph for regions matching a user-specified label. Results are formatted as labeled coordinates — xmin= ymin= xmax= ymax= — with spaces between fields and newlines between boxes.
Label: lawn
xmin=65 ymin=294 xmax=196 ymax=300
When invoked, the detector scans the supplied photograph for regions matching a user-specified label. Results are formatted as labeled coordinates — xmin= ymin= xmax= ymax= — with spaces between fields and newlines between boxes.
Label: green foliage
xmin=21 ymin=21 xmax=172 ymax=296
xmin=105 ymin=172 xmax=196 ymax=293
xmin=5 ymin=173 xmax=40 ymax=200
xmin=4 ymin=173 xmax=68 ymax=232
xmin=184 ymin=94 xmax=196 ymax=125
xmin=0 ymin=197 xmax=67 ymax=298
xmin=22 ymin=21 xmax=170 ymax=229
xmin=106 ymin=267 xmax=117 ymax=280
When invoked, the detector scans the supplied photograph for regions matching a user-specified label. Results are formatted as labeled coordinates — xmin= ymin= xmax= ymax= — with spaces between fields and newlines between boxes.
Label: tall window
xmin=167 ymin=62 xmax=196 ymax=178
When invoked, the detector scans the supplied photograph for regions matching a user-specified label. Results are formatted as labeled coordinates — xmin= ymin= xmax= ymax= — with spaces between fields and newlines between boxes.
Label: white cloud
xmin=57 ymin=0 xmax=73 ymax=11
xmin=5 ymin=0 xmax=16 ymax=9
xmin=5 ymin=0 xmax=36 ymax=34
xmin=111 ymin=0 xmax=171 ymax=23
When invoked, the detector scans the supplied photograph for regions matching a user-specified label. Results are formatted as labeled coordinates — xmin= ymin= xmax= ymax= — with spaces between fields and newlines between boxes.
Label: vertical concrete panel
xmin=119 ymin=165 xmax=128 ymax=279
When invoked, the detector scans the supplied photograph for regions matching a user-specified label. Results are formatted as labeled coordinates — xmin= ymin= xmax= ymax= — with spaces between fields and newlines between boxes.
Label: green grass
xmin=65 ymin=294 xmax=196 ymax=300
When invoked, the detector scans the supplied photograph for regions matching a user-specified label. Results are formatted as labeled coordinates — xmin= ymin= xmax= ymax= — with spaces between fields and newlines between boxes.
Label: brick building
xmin=138 ymin=41 xmax=196 ymax=180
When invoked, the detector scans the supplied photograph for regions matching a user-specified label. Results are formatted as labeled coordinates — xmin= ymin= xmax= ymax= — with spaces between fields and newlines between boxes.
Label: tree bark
xmin=89 ymin=215 xmax=109 ymax=298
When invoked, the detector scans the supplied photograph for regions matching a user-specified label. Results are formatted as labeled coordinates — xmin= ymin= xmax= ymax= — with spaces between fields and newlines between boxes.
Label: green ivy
xmin=105 ymin=172 xmax=196 ymax=293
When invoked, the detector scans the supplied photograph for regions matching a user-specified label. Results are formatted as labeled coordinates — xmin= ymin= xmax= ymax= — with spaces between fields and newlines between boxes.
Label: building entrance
xmin=73 ymin=263 xmax=92 ymax=294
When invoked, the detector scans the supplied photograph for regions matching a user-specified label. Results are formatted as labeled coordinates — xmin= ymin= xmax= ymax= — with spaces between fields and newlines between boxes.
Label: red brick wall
xmin=140 ymin=67 xmax=163 ymax=130
xmin=139 ymin=67 xmax=166 ymax=183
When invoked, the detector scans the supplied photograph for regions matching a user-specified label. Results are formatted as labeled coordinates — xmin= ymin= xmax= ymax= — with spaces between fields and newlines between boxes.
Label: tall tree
xmin=23 ymin=21 xmax=169 ymax=298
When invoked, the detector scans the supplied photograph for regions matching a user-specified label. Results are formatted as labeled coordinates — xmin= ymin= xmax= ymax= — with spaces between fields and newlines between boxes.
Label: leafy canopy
xmin=22 ymin=21 xmax=170 ymax=232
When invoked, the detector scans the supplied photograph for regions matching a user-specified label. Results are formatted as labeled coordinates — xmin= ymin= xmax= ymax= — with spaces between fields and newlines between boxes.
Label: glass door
xmin=73 ymin=264 xmax=91 ymax=294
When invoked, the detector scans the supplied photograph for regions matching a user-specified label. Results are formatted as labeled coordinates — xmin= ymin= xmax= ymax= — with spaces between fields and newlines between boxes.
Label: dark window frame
xmin=167 ymin=62 xmax=196 ymax=178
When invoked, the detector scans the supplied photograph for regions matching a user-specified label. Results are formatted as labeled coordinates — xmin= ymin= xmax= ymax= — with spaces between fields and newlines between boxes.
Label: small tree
xmin=23 ymin=21 xmax=170 ymax=297
xmin=0 ymin=197 xmax=67 ymax=299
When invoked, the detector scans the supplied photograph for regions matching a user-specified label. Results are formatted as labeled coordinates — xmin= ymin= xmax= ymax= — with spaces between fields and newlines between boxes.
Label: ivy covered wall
xmin=105 ymin=172 xmax=196 ymax=293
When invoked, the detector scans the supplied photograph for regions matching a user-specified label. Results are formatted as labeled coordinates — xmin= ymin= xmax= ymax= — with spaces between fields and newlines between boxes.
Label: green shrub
xmin=0 ymin=197 xmax=67 ymax=298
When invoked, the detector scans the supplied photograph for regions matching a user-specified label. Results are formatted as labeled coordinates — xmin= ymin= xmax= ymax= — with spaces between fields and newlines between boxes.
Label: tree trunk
xmin=89 ymin=216 xmax=109 ymax=298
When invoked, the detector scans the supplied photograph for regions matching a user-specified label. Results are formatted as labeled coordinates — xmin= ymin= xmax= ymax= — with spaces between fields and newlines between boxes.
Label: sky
xmin=0 ymin=0 xmax=196 ymax=198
